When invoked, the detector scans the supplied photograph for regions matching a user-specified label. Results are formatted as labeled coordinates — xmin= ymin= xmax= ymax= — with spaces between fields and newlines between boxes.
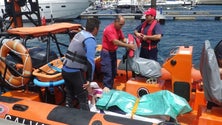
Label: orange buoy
xmin=160 ymin=67 xmax=171 ymax=80
xmin=0 ymin=40 xmax=32 ymax=87
xmin=160 ymin=67 xmax=202 ymax=82
xmin=191 ymin=67 xmax=202 ymax=82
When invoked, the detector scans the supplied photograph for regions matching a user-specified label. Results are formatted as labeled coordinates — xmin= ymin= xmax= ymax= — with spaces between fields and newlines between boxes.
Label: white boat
xmin=117 ymin=0 xmax=192 ymax=7
xmin=116 ymin=0 xmax=193 ymax=13
xmin=0 ymin=0 xmax=95 ymax=20
xmin=196 ymin=0 xmax=222 ymax=5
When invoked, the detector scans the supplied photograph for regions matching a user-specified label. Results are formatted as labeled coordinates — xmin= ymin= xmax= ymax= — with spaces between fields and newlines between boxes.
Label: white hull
xmin=117 ymin=0 xmax=192 ymax=6
xmin=0 ymin=0 xmax=94 ymax=20
xmin=196 ymin=0 xmax=222 ymax=4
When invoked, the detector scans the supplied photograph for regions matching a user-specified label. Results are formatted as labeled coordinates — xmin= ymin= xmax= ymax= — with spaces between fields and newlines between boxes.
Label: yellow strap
xmin=131 ymin=98 xmax=140 ymax=119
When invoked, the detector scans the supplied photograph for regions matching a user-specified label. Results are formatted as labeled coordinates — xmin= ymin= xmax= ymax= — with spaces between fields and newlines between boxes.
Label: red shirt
xmin=102 ymin=23 xmax=124 ymax=51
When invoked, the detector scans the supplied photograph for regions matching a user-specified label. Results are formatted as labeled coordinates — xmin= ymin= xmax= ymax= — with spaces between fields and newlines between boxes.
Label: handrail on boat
xmin=6 ymin=22 xmax=82 ymax=62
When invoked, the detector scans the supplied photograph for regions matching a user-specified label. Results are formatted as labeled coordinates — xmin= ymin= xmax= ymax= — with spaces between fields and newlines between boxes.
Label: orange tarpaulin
xmin=7 ymin=23 xmax=82 ymax=37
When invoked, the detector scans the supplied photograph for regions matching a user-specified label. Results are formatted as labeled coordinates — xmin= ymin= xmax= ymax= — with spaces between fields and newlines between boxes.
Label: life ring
xmin=0 ymin=40 xmax=32 ymax=87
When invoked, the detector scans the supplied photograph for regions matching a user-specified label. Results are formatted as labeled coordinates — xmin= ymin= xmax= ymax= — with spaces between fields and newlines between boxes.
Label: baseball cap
xmin=144 ymin=8 xmax=156 ymax=17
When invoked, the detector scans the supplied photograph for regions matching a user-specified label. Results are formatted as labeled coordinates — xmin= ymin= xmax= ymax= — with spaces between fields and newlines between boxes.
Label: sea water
xmin=73 ymin=17 xmax=222 ymax=68
xmin=28 ymin=5 xmax=222 ymax=68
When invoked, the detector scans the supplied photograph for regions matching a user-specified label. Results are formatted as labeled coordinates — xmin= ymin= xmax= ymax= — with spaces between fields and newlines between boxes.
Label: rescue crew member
xmin=62 ymin=18 xmax=100 ymax=110
xmin=134 ymin=8 xmax=163 ymax=61
xmin=101 ymin=15 xmax=136 ymax=92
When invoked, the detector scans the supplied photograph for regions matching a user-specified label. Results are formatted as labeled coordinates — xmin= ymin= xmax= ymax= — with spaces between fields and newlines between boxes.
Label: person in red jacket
xmin=134 ymin=8 xmax=163 ymax=61
xmin=100 ymin=15 xmax=135 ymax=92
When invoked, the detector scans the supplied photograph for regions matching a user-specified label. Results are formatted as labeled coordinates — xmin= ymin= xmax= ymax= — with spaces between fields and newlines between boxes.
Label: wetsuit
xmin=62 ymin=30 xmax=96 ymax=110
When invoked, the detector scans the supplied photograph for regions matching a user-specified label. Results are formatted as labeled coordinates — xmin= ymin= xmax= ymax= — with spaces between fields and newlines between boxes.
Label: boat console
xmin=163 ymin=45 xmax=193 ymax=101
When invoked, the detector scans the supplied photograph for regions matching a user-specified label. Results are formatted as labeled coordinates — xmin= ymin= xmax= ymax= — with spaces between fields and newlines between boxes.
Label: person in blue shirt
xmin=134 ymin=8 xmax=163 ymax=61
xmin=62 ymin=18 xmax=100 ymax=110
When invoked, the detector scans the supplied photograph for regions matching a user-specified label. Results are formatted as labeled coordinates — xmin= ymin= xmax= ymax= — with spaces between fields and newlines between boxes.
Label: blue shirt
xmin=63 ymin=34 xmax=96 ymax=81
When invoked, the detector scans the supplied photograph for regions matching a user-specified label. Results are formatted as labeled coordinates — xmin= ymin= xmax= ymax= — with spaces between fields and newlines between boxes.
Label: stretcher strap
xmin=131 ymin=98 xmax=140 ymax=119
xmin=48 ymin=63 xmax=62 ymax=72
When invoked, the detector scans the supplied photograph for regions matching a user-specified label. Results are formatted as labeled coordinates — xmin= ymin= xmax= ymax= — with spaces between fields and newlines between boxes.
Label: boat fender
xmin=160 ymin=67 xmax=202 ymax=82
xmin=33 ymin=78 xmax=64 ymax=87
xmin=127 ymin=34 xmax=135 ymax=58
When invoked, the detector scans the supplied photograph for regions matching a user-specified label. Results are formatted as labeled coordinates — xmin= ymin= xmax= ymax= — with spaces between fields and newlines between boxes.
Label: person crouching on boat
xmin=62 ymin=18 xmax=100 ymax=110
xmin=134 ymin=8 xmax=163 ymax=61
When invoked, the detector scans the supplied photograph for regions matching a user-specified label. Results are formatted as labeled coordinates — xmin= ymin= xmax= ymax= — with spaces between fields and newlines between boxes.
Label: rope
xmin=2 ymin=41 xmax=30 ymax=85
xmin=130 ymin=98 xmax=140 ymax=119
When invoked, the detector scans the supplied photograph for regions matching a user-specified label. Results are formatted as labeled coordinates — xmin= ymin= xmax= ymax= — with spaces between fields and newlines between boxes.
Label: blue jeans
xmin=100 ymin=50 xmax=117 ymax=89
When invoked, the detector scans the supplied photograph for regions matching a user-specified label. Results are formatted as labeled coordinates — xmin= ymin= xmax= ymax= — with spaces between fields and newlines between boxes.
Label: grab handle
xmin=12 ymin=104 xmax=28 ymax=111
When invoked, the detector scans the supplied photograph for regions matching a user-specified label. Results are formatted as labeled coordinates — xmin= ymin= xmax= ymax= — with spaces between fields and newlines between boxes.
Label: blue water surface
xmin=23 ymin=5 xmax=222 ymax=69
xmin=73 ymin=16 xmax=222 ymax=68
xmin=26 ymin=5 xmax=221 ymax=69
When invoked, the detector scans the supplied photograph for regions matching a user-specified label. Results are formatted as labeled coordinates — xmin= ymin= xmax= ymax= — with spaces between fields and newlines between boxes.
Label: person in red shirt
xmin=100 ymin=15 xmax=135 ymax=92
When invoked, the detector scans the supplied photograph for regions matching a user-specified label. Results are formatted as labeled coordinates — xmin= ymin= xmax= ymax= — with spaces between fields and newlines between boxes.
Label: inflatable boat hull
xmin=0 ymin=96 xmax=154 ymax=125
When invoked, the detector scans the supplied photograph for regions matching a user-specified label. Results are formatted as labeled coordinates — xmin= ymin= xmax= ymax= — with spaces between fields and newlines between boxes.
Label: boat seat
xmin=118 ymin=48 xmax=162 ymax=79
xmin=200 ymin=40 xmax=222 ymax=108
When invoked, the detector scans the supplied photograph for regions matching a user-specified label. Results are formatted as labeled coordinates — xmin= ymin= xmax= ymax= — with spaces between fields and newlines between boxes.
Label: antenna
xmin=49 ymin=2 xmax=54 ymax=24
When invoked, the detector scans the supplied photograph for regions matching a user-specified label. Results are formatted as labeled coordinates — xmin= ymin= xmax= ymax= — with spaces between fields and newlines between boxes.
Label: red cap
xmin=144 ymin=8 xmax=156 ymax=17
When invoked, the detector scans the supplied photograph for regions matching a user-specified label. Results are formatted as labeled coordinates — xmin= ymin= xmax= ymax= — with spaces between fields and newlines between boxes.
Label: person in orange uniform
xmin=100 ymin=15 xmax=136 ymax=92
xmin=134 ymin=8 xmax=163 ymax=61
